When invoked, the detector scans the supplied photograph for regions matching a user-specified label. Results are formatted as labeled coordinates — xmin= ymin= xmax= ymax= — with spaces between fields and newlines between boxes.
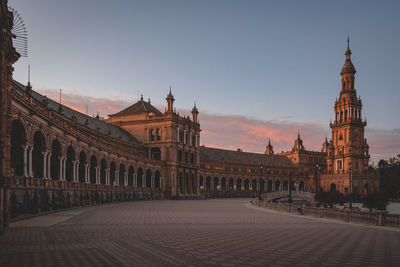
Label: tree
xmin=362 ymin=192 xmax=389 ymax=211
xmin=315 ymin=191 xmax=345 ymax=208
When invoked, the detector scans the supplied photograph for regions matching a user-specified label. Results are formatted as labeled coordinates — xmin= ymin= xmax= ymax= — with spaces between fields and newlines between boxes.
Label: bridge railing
xmin=253 ymin=200 xmax=400 ymax=228
xmin=262 ymin=190 xmax=315 ymax=199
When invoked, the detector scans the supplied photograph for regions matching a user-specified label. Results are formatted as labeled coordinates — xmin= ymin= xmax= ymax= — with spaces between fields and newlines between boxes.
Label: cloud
xmin=37 ymin=88 xmax=400 ymax=164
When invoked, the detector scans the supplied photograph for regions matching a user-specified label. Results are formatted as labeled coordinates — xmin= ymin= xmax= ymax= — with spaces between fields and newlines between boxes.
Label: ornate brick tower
xmin=326 ymin=38 xmax=370 ymax=178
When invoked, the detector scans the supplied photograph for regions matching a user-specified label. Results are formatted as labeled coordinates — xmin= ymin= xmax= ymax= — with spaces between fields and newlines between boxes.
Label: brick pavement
xmin=0 ymin=199 xmax=399 ymax=266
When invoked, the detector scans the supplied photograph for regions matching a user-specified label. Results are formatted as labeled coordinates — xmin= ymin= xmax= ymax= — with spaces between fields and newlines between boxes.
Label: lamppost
xmin=288 ymin=171 xmax=293 ymax=203
xmin=266 ymin=167 xmax=270 ymax=192
xmin=378 ymin=160 xmax=385 ymax=193
xmin=349 ymin=167 xmax=352 ymax=210
xmin=315 ymin=163 xmax=321 ymax=193
xmin=259 ymin=164 xmax=263 ymax=200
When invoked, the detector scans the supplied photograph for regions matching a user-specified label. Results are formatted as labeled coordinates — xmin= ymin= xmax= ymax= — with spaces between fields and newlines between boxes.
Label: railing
xmin=263 ymin=191 xmax=315 ymax=200
xmin=253 ymin=200 xmax=400 ymax=228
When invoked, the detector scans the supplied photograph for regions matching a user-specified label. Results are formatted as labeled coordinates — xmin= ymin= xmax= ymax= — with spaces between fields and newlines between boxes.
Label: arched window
xmin=119 ymin=164 xmax=125 ymax=186
xmin=66 ymin=146 xmax=75 ymax=182
xmin=90 ymin=155 xmax=97 ymax=184
xmin=110 ymin=161 xmax=116 ymax=185
xmin=50 ymin=139 xmax=62 ymax=180
xmin=10 ymin=120 xmax=27 ymax=176
xmin=137 ymin=167 xmax=143 ymax=187
xmin=128 ymin=166 xmax=134 ymax=186
xmin=100 ymin=159 xmax=107 ymax=185
xmin=32 ymin=131 xmax=46 ymax=178
xmin=146 ymin=169 xmax=152 ymax=188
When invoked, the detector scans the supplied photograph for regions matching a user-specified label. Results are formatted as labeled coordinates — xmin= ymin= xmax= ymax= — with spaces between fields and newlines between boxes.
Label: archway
xmin=50 ymin=139 xmax=62 ymax=180
xmin=330 ymin=183 xmax=336 ymax=192
xmin=100 ymin=159 xmax=107 ymax=185
xmin=32 ymin=131 xmax=46 ymax=178
xmin=244 ymin=179 xmax=250 ymax=191
xmin=267 ymin=180 xmax=273 ymax=192
xmin=237 ymin=179 xmax=242 ymax=190
xmin=110 ymin=161 xmax=116 ymax=185
xmin=275 ymin=180 xmax=280 ymax=191
xmin=119 ymin=164 xmax=125 ymax=186
xmin=10 ymin=120 xmax=27 ymax=176
xmin=137 ymin=167 xmax=143 ymax=187
xmin=283 ymin=181 xmax=289 ymax=191
xmin=206 ymin=176 xmax=211 ymax=190
xmin=155 ymin=170 xmax=160 ymax=188
xmin=90 ymin=155 xmax=97 ymax=184
xmin=146 ymin=169 xmax=152 ymax=188
xmin=251 ymin=179 xmax=257 ymax=191
xmin=66 ymin=146 xmax=74 ymax=182
xmin=199 ymin=176 xmax=204 ymax=190
xmin=221 ymin=178 xmax=226 ymax=191
xmin=128 ymin=166 xmax=134 ymax=186
xmin=299 ymin=181 xmax=305 ymax=191
xmin=229 ymin=178 xmax=234 ymax=190
xmin=213 ymin=177 xmax=219 ymax=191
xmin=186 ymin=173 xmax=191 ymax=194
xmin=78 ymin=151 xmax=87 ymax=183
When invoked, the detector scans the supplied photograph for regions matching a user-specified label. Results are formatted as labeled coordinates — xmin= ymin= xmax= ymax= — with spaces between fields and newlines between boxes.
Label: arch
xmin=206 ymin=176 xmax=211 ymax=190
xmin=66 ymin=146 xmax=75 ymax=181
xmin=260 ymin=179 xmax=265 ymax=192
xmin=237 ymin=179 xmax=242 ymax=190
xmin=199 ymin=176 xmax=204 ymax=190
xmin=78 ymin=151 xmax=87 ymax=183
xmin=244 ymin=179 xmax=250 ymax=191
xmin=155 ymin=170 xmax=161 ymax=188
xmin=90 ymin=155 xmax=97 ymax=184
xmin=110 ymin=161 xmax=116 ymax=185
xmin=10 ymin=120 xmax=27 ymax=176
xmin=32 ymin=131 xmax=46 ymax=178
xmin=213 ymin=177 xmax=219 ymax=191
xmin=251 ymin=179 xmax=257 ymax=191
xmin=137 ymin=167 xmax=143 ymax=187
xmin=274 ymin=180 xmax=280 ymax=191
xmin=179 ymin=172 xmax=184 ymax=193
xmin=128 ymin=165 xmax=134 ymax=186
xmin=283 ymin=180 xmax=289 ymax=191
xmin=50 ymin=139 xmax=62 ymax=180
xmin=221 ymin=177 xmax=226 ymax=191
xmin=145 ymin=169 xmax=152 ymax=188
xmin=191 ymin=173 xmax=196 ymax=194
xmin=299 ymin=181 xmax=305 ymax=191
xmin=119 ymin=164 xmax=125 ymax=186
xmin=100 ymin=158 xmax=107 ymax=185
xmin=229 ymin=178 xmax=234 ymax=190
xmin=330 ymin=183 xmax=336 ymax=192
xmin=267 ymin=180 xmax=273 ymax=192
xmin=186 ymin=173 xmax=191 ymax=194
xmin=363 ymin=183 xmax=369 ymax=196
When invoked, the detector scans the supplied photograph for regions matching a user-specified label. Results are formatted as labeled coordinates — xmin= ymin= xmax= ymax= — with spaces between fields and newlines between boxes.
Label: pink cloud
xmin=38 ymin=88 xmax=400 ymax=164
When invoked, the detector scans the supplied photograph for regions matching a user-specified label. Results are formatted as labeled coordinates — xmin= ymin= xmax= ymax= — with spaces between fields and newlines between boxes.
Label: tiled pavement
xmin=1 ymin=199 xmax=400 ymax=266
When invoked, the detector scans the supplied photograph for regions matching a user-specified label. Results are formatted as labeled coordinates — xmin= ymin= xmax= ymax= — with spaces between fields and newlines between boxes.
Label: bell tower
xmin=327 ymin=38 xmax=370 ymax=177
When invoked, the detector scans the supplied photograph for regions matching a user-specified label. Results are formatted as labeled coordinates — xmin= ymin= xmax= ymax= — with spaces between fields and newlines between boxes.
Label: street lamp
xmin=259 ymin=163 xmax=263 ymax=199
xmin=349 ymin=167 xmax=352 ymax=210
xmin=378 ymin=159 xmax=385 ymax=193
xmin=315 ymin=163 xmax=321 ymax=193
xmin=288 ymin=171 xmax=293 ymax=203
xmin=266 ymin=167 xmax=271 ymax=192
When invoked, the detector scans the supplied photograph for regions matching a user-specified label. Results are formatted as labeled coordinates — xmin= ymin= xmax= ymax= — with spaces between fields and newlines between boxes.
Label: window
xmin=150 ymin=129 xmax=154 ymax=141
xmin=156 ymin=129 xmax=161 ymax=140
xmin=178 ymin=150 xmax=182 ymax=162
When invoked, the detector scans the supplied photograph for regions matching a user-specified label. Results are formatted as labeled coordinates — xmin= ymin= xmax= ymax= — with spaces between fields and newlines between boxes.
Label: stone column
xmin=115 ymin=171 xmax=119 ymax=186
xmin=159 ymin=177 xmax=162 ymax=189
xmin=42 ymin=151 xmax=48 ymax=179
xmin=124 ymin=173 xmax=128 ymax=186
xmin=76 ymin=161 xmax=80 ymax=182
xmin=28 ymin=146 xmax=33 ymax=177
xmin=22 ymin=144 xmax=28 ymax=177
xmin=142 ymin=175 xmax=145 ymax=187
xmin=106 ymin=169 xmax=110 ymax=185
xmin=96 ymin=167 xmax=100 ymax=184
xmin=151 ymin=175 xmax=155 ymax=188
xmin=47 ymin=153 xmax=51 ymax=180
xmin=63 ymin=158 xmax=67 ymax=181
xmin=59 ymin=157 xmax=63 ymax=181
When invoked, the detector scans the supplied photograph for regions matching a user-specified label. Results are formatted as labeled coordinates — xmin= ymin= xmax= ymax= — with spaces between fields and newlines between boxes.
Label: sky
xmin=9 ymin=0 xmax=400 ymax=164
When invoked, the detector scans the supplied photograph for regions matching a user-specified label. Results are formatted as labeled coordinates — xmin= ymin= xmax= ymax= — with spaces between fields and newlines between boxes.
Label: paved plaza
xmin=1 ymin=199 xmax=400 ymax=266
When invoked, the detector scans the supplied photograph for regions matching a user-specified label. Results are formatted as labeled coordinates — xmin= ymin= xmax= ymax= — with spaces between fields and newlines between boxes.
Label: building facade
xmin=0 ymin=1 xmax=378 ymax=232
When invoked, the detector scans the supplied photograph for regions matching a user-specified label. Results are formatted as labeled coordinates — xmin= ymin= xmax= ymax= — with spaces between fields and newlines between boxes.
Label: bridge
xmin=262 ymin=191 xmax=316 ymax=205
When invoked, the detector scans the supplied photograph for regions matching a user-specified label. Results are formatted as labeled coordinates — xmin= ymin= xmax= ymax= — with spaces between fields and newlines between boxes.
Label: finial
xmin=140 ymin=94 xmax=143 ymax=101
xmin=194 ymin=101 xmax=196 ymax=108
xmin=347 ymin=35 xmax=350 ymax=50
xmin=268 ymin=138 xmax=271 ymax=145
xmin=26 ymin=64 xmax=32 ymax=91
xmin=298 ymin=131 xmax=300 ymax=139
xmin=59 ymin=88 xmax=62 ymax=104
xmin=169 ymin=85 xmax=172 ymax=94
xmin=148 ymin=98 xmax=151 ymax=104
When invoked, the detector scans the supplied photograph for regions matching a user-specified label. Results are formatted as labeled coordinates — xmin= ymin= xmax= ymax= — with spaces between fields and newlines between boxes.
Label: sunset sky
xmin=9 ymin=0 xmax=400 ymax=164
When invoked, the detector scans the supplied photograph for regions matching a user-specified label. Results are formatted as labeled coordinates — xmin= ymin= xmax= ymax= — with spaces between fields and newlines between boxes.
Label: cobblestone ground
xmin=1 ymin=199 xmax=400 ymax=267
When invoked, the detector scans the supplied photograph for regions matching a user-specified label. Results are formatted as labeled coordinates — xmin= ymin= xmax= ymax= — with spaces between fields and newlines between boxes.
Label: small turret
xmin=265 ymin=138 xmax=274 ymax=155
xmin=191 ymin=101 xmax=199 ymax=123
xmin=166 ymin=86 xmax=174 ymax=114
